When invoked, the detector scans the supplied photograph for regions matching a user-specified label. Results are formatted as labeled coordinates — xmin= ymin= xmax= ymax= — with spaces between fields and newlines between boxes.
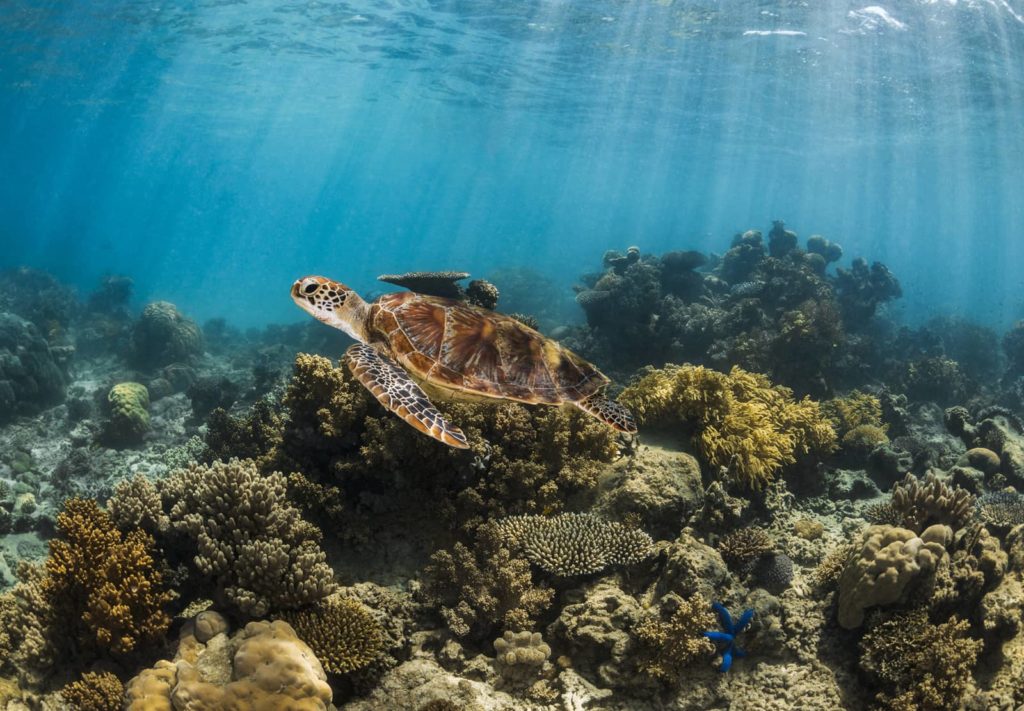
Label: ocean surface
xmin=1 ymin=0 xmax=1022 ymax=329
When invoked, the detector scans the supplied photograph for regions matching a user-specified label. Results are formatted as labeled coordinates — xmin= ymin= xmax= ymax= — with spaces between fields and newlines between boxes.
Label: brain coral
xmin=837 ymin=524 xmax=951 ymax=629
xmin=102 ymin=381 xmax=151 ymax=446
xmin=159 ymin=458 xmax=336 ymax=617
xmin=619 ymin=364 xmax=836 ymax=489
xmin=496 ymin=512 xmax=653 ymax=577
xmin=281 ymin=595 xmax=385 ymax=675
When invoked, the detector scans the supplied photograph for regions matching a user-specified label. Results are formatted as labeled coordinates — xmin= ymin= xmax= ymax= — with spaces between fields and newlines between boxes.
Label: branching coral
xmin=635 ymin=593 xmax=716 ymax=682
xmin=977 ymin=490 xmax=1024 ymax=528
xmin=421 ymin=521 xmax=553 ymax=641
xmin=495 ymin=513 xmax=653 ymax=577
xmin=859 ymin=610 xmax=981 ymax=711
xmin=203 ymin=399 xmax=283 ymax=466
xmin=281 ymin=595 xmax=385 ymax=675
xmin=890 ymin=472 xmax=975 ymax=532
xmin=60 ymin=671 xmax=124 ymax=711
xmin=107 ymin=474 xmax=169 ymax=533
xmin=159 ymin=458 xmax=336 ymax=617
xmin=46 ymin=498 xmax=173 ymax=657
xmin=717 ymin=528 xmax=774 ymax=572
xmin=619 ymin=364 xmax=836 ymax=488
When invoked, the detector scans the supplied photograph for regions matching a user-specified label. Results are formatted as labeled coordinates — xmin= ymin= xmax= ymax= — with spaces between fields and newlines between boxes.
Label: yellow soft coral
xmin=45 ymin=498 xmax=172 ymax=656
xmin=620 ymin=365 xmax=835 ymax=489
xmin=635 ymin=593 xmax=716 ymax=682
xmin=823 ymin=390 xmax=889 ymax=449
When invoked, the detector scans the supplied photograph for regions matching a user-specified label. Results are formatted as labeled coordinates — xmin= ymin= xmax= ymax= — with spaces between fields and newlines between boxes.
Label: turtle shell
xmin=369 ymin=291 xmax=609 ymax=404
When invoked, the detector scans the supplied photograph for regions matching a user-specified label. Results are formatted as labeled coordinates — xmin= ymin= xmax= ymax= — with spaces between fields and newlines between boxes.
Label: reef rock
xmin=0 ymin=313 xmax=67 ymax=420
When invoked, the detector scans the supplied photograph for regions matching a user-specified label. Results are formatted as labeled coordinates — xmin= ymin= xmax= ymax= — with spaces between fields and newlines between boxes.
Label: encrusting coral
xmin=634 ymin=593 xmax=716 ymax=682
xmin=837 ymin=524 xmax=951 ymax=629
xmin=281 ymin=595 xmax=385 ymax=675
xmin=421 ymin=521 xmax=553 ymax=641
xmin=859 ymin=610 xmax=981 ymax=711
xmin=60 ymin=671 xmax=124 ymax=711
xmin=619 ymin=364 xmax=836 ymax=489
xmin=495 ymin=512 xmax=653 ymax=577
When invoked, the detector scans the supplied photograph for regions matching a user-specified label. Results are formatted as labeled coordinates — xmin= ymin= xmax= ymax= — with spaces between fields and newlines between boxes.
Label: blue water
xmin=1 ymin=0 xmax=1022 ymax=328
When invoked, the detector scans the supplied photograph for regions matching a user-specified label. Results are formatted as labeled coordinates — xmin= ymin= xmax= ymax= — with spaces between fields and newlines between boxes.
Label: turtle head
xmin=291 ymin=276 xmax=369 ymax=342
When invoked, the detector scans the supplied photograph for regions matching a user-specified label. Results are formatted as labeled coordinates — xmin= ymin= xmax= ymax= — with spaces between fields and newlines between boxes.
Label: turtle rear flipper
xmin=576 ymin=394 xmax=637 ymax=434
xmin=345 ymin=343 xmax=470 ymax=449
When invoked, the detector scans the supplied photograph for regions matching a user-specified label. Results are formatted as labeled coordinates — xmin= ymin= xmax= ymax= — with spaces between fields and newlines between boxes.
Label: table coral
xmin=837 ymin=524 xmax=951 ymax=629
xmin=282 ymin=595 xmax=385 ymax=674
xmin=495 ymin=512 xmax=653 ymax=577
xmin=619 ymin=364 xmax=836 ymax=489
xmin=159 ymin=458 xmax=336 ymax=617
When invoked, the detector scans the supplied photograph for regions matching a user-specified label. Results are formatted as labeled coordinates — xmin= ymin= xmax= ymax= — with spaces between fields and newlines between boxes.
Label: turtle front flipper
xmin=576 ymin=393 xmax=638 ymax=434
xmin=345 ymin=343 xmax=470 ymax=449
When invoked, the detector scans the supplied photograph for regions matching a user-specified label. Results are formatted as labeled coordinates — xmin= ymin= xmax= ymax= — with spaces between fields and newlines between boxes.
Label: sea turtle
xmin=290 ymin=275 xmax=637 ymax=449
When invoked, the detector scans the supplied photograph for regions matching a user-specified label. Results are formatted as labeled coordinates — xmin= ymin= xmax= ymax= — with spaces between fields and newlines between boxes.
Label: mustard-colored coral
xmin=103 ymin=382 xmax=151 ymax=445
xmin=635 ymin=593 xmax=716 ymax=682
xmin=45 ymin=498 xmax=173 ymax=656
xmin=61 ymin=671 xmax=124 ymax=711
xmin=824 ymin=391 xmax=887 ymax=435
xmin=619 ymin=364 xmax=836 ymax=488
xmin=282 ymin=596 xmax=385 ymax=674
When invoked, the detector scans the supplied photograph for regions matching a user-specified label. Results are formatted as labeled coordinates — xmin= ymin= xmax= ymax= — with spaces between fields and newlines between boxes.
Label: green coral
xmin=635 ymin=593 xmax=716 ymax=682
xmin=619 ymin=364 xmax=836 ymax=488
xmin=281 ymin=595 xmax=385 ymax=674
xmin=859 ymin=610 xmax=981 ymax=711
xmin=103 ymin=382 xmax=151 ymax=446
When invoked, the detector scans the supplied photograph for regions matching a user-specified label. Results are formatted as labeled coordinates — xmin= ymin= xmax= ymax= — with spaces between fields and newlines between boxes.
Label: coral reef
xmin=619 ymin=364 xmax=836 ymax=488
xmin=495 ymin=512 xmax=653 ymax=577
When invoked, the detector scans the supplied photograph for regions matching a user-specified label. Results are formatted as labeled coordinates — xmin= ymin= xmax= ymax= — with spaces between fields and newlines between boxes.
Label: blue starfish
xmin=703 ymin=602 xmax=754 ymax=672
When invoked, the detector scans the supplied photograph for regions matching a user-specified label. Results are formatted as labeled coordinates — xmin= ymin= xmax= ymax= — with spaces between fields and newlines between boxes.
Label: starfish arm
xmin=719 ymin=648 xmax=733 ymax=673
xmin=712 ymin=602 xmax=734 ymax=632
xmin=704 ymin=631 xmax=734 ymax=644
xmin=736 ymin=608 xmax=755 ymax=632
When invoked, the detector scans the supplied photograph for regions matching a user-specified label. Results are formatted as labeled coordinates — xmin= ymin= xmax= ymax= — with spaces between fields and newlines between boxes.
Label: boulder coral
xmin=102 ymin=381 xmax=151 ymax=446
xmin=0 ymin=312 xmax=67 ymax=420
xmin=837 ymin=524 xmax=951 ymax=629
xmin=125 ymin=617 xmax=333 ymax=711
xmin=131 ymin=301 xmax=203 ymax=369
xmin=619 ymin=364 xmax=836 ymax=489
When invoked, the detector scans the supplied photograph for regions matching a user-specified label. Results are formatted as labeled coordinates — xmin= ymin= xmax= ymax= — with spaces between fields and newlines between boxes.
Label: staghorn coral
xmin=635 ymin=593 xmax=716 ymax=682
xmin=890 ymin=472 xmax=975 ymax=532
xmin=421 ymin=521 xmax=553 ymax=641
xmin=495 ymin=513 xmax=653 ymax=577
xmin=159 ymin=458 xmax=336 ymax=617
xmin=977 ymin=490 xmax=1024 ymax=528
xmin=619 ymin=364 xmax=835 ymax=489
xmin=837 ymin=524 xmax=951 ymax=629
xmin=717 ymin=527 xmax=774 ymax=572
xmin=281 ymin=595 xmax=385 ymax=675
xmin=859 ymin=610 xmax=981 ymax=711
xmin=60 ymin=671 xmax=124 ymax=711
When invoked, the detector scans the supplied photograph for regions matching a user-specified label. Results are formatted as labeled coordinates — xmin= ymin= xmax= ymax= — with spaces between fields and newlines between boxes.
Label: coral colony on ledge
xmin=3 ymin=222 xmax=1024 ymax=710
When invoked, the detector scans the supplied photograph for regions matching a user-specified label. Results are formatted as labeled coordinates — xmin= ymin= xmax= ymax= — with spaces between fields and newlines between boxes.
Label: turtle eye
xmin=302 ymin=281 xmax=319 ymax=295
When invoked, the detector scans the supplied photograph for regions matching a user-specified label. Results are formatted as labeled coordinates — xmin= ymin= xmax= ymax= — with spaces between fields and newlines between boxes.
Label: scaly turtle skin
xmin=291 ymin=276 xmax=637 ymax=448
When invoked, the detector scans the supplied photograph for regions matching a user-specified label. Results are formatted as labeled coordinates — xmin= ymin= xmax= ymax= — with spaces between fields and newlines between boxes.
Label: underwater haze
xmin=1 ymin=0 xmax=1023 ymax=327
